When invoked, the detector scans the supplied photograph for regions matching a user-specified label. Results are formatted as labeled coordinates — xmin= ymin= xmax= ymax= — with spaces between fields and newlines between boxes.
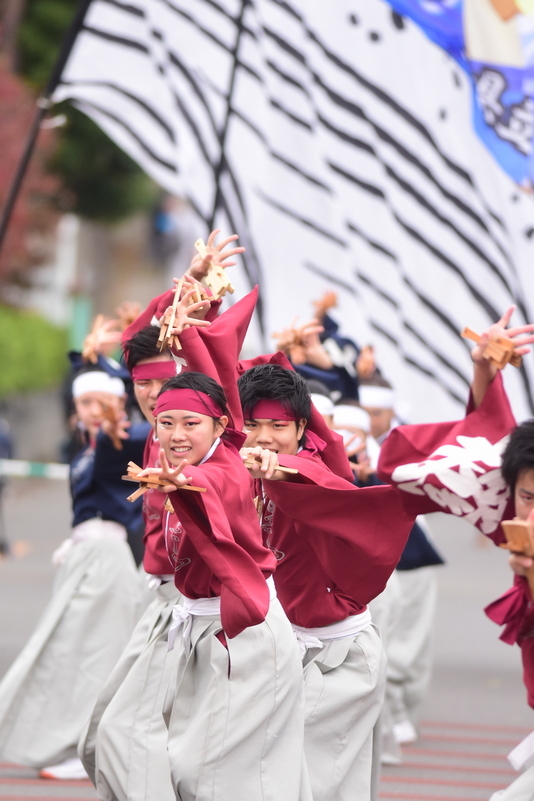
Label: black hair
xmin=158 ymin=372 xmax=229 ymax=420
xmin=123 ymin=326 xmax=165 ymax=371
xmin=501 ymin=420 xmax=534 ymax=493
xmin=238 ymin=364 xmax=311 ymax=421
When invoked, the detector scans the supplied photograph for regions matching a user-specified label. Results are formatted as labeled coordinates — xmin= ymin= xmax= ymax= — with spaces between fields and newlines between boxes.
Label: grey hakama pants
xmin=489 ymin=764 xmax=534 ymax=801
xmin=0 ymin=537 xmax=142 ymax=768
xmin=164 ymin=596 xmax=310 ymax=801
xmin=302 ymin=625 xmax=386 ymax=801
xmin=369 ymin=573 xmax=403 ymax=776
xmin=79 ymin=580 xmax=181 ymax=801
xmin=386 ymin=567 xmax=438 ymax=729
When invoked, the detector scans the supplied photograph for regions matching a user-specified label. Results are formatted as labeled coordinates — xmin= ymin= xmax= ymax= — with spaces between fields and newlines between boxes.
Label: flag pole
xmin=0 ymin=0 xmax=93 ymax=255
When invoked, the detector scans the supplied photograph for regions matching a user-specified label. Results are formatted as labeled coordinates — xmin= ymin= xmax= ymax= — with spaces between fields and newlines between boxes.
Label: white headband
xmin=311 ymin=393 xmax=334 ymax=417
xmin=358 ymin=385 xmax=395 ymax=410
xmin=72 ymin=371 xmax=125 ymax=399
xmin=333 ymin=404 xmax=370 ymax=433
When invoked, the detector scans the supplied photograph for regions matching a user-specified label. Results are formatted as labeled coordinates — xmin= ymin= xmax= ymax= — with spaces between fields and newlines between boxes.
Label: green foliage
xmin=17 ymin=0 xmax=75 ymax=89
xmin=17 ymin=0 xmax=158 ymax=222
xmin=0 ymin=306 xmax=67 ymax=398
xmin=51 ymin=107 xmax=159 ymax=221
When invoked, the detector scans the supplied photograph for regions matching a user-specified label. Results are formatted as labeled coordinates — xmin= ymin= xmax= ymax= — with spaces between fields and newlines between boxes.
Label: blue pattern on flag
xmin=385 ymin=0 xmax=534 ymax=186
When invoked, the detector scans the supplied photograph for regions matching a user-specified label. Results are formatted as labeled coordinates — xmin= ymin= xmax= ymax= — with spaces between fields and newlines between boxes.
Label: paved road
xmin=0 ymin=478 xmax=532 ymax=800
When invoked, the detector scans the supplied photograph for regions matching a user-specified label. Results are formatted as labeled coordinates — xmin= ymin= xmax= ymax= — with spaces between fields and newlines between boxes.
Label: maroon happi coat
xmin=141 ymin=433 xmax=172 ymax=575
xmin=377 ymin=374 xmax=516 ymax=544
xmin=376 ymin=373 xmax=534 ymax=706
xmin=164 ymin=439 xmax=276 ymax=639
xmin=258 ymin=434 xmax=415 ymax=627
xmin=129 ymin=289 xmax=258 ymax=576
xmin=122 ymin=287 xmax=221 ymax=346
xmin=485 ymin=565 xmax=534 ymax=709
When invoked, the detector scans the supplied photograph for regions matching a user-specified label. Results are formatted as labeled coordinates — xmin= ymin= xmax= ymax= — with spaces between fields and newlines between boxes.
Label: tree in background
xmin=0 ymin=54 xmax=67 ymax=395
xmin=0 ymin=54 xmax=58 ymax=280
xmin=0 ymin=0 xmax=158 ymax=268
xmin=17 ymin=0 xmax=158 ymax=221
xmin=48 ymin=107 xmax=160 ymax=222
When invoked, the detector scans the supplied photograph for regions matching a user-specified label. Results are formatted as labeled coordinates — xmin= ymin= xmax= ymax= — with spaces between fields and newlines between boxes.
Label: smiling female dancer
xmin=135 ymin=371 xmax=309 ymax=801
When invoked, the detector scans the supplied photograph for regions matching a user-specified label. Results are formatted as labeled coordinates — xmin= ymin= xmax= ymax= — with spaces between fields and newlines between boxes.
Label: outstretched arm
xmin=470 ymin=306 xmax=534 ymax=409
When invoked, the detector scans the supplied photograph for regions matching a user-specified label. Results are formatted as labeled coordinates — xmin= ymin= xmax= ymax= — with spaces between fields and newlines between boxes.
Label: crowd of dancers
xmin=0 ymin=229 xmax=533 ymax=801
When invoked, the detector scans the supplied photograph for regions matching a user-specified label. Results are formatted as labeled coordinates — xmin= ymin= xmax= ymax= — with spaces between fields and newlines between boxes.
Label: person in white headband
xmin=358 ymin=384 xmax=394 ymax=410
xmin=333 ymin=404 xmax=371 ymax=433
xmin=71 ymin=371 xmax=126 ymax=444
xmin=358 ymin=382 xmax=396 ymax=444
xmin=72 ymin=371 xmax=126 ymax=399
xmin=0 ymin=362 xmax=145 ymax=782
xmin=332 ymin=404 xmax=371 ymax=463
xmin=310 ymin=392 xmax=335 ymax=426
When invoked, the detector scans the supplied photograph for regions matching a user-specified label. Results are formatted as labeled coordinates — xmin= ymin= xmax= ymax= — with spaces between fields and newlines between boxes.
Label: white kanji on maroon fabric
xmin=391 ymin=435 xmax=510 ymax=534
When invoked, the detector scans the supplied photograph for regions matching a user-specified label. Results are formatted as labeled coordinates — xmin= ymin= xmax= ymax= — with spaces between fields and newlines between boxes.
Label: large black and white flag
xmin=53 ymin=0 xmax=534 ymax=422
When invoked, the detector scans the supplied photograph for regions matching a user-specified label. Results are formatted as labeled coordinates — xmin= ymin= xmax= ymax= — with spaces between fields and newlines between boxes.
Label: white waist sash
xmin=292 ymin=608 xmax=372 ymax=659
xmin=167 ymin=576 xmax=277 ymax=652
xmin=71 ymin=518 xmax=127 ymax=542
xmin=52 ymin=518 xmax=127 ymax=565
xmin=508 ymin=730 xmax=534 ymax=771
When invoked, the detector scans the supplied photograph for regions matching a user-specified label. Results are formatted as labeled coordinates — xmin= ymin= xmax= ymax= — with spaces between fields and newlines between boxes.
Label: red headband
xmin=155 ymin=388 xmax=224 ymax=418
xmin=131 ymin=361 xmax=177 ymax=381
xmin=248 ymin=400 xmax=298 ymax=421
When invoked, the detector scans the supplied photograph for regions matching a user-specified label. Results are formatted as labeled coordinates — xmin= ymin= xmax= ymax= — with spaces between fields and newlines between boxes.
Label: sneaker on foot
xmin=393 ymin=719 xmax=418 ymax=744
xmin=39 ymin=757 xmax=88 ymax=780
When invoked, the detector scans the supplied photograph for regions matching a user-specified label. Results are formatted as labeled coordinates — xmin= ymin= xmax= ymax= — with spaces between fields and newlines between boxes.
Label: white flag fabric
xmin=53 ymin=0 xmax=534 ymax=422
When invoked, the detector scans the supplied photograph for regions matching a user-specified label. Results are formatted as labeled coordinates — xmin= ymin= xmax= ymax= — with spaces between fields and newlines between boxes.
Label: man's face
xmin=361 ymin=406 xmax=394 ymax=440
xmin=243 ymin=418 xmax=306 ymax=456
xmin=514 ymin=468 xmax=534 ymax=520
xmin=133 ymin=354 xmax=174 ymax=424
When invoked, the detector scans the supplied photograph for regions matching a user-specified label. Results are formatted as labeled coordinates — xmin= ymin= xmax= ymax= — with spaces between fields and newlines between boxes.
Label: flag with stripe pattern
xmin=52 ymin=0 xmax=534 ymax=422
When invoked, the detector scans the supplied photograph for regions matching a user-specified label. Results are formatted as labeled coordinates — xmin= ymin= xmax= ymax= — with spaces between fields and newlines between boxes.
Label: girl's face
xmin=74 ymin=391 xmax=123 ymax=440
xmin=243 ymin=418 xmax=306 ymax=455
xmin=156 ymin=409 xmax=227 ymax=466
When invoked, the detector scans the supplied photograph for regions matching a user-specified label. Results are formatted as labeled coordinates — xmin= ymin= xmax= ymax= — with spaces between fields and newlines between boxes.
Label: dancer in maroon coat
xmin=138 ymin=372 xmax=309 ymax=801
xmin=237 ymin=363 xmax=414 ymax=801
xmin=372 ymin=307 xmax=534 ymax=801
xmin=80 ymin=231 xmax=258 ymax=801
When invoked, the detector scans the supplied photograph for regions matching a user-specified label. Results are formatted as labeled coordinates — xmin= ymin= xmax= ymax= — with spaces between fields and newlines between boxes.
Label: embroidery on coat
xmin=391 ymin=435 xmax=510 ymax=534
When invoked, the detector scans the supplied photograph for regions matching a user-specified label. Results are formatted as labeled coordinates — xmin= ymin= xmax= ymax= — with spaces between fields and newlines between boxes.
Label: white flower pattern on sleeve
xmin=391 ymin=435 xmax=510 ymax=535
